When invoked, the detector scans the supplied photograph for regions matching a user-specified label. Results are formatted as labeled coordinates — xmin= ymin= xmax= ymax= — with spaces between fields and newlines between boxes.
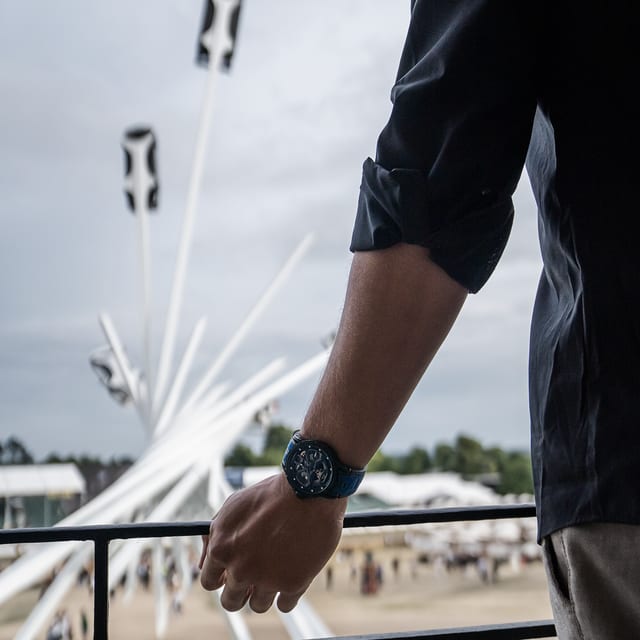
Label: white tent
xmin=358 ymin=471 xmax=498 ymax=507
xmin=0 ymin=465 xmax=85 ymax=500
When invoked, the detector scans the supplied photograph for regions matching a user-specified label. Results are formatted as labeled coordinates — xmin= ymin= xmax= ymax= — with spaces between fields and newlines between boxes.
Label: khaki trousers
xmin=543 ymin=523 xmax=640 ymax=640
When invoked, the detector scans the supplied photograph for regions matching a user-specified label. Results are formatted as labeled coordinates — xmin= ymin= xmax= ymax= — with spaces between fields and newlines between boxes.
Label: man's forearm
xmin=200 ymin=243 xmax=467 ymax=613
xmin=301 ymin=243 xmax=467 ymax=469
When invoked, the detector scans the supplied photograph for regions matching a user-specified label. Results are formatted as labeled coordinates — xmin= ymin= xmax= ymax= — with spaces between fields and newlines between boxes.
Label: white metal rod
xmin=153 ymin=317 xmax=207 ymax=436
xmin=216 ymin=591 xmax=253 ymax=640
xmin=279 ymin=597 xmax=334 ymax=640
xmin=77 ymin=351 xmax=324 ymax=529
xmin=174 ymin=537 xmax=193 ymax=606
xmin=190 ymin=381 xmax=229 ymax=415
xmin=181 ymin=233 xmax=315 ymax=414
xmin=14 ymin=543 xmax=93 ymax=640
xmin=64 ymin=352 xmax=326 ymax=519
xmin=123 ymin=511 xmax=146 ymax=603
xmin=98 ymin=312 xmax=148 ymax=430
xmin=135 ymin=169 xmax=154 ymax=417
xmin=147 ymin=350 xmax=329 ymax=471
xmin=153 ymin=28 xmax=227 ymax=414
xmin=194 ymin=357 xmax=286 ymax=424
xmin=152 ymin=538 xmax=169 ymax=638
xmin=107 ymin=463 xmax=208 ymax=591
xmin=150 ymin=350 xmax=331 ymax=473
xmin=0 ymin=426 xmax=208 ymax=606
xmin=207 ymin=454 xmax=233 ymax=510
xmin=0 ymin=350 xmax=329 ymax=608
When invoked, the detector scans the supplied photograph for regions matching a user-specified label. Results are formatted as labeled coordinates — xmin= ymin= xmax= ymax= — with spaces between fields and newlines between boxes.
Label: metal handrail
xmin=0 ymin=504 xmax=555 ymax=640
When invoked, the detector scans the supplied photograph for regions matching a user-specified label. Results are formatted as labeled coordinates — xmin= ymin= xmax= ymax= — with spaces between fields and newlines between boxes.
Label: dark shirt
xmin=351 ymin=1 xmax=640 ymax=540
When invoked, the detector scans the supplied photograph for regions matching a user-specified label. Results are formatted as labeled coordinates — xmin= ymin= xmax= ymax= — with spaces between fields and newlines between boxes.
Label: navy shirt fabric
xmin=351 ymin=1 xmax=640 ymax=541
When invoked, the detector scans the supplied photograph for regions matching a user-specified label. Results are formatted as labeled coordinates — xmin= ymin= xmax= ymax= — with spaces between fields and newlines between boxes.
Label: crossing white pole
xmin=152 ymin=538 xmax=169 ymax=638
xmin=153 ymin=317 xmax=207 ymax=436
xmin=107 ymin=463 xmax=209 ymax=592
xmin=0 ymin=350 xmax=329 ymax=609
xmin=153 ymin=2 xmax=235 ymax=414
xmin=14 ymin=543 xmax=93 ymax=640
xmin=98 ymin=312 xmax=149 ymax=431
xmin=181 ymin=233 xmax=315 ymax=414
xmin=195 ymin=357 xmax=286 ymax=420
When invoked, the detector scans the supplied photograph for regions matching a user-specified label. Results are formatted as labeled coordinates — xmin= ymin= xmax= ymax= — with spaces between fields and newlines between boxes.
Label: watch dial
xmin=290 ymin=445 xmax=334 ymax=494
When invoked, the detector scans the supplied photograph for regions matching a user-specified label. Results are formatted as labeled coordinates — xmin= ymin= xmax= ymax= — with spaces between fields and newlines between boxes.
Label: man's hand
xmin=199 ymin=472 xmax=346 ymax=613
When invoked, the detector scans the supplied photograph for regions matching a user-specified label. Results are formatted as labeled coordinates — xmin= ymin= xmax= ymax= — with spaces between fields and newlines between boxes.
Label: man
xmin=200 ymin=2 xmax=640 ymax=637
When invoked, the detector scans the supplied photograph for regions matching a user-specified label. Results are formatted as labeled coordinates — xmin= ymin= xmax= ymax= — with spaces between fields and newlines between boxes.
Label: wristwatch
xmin=281 ymin=430 xmax=365 ymax=498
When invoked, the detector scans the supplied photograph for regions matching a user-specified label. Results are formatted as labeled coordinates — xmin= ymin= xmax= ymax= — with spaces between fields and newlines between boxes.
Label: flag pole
xmin=153 ymin=1 xmax=238 ymax=416
xmin=122 ymin=127 xmax=158 ymax=423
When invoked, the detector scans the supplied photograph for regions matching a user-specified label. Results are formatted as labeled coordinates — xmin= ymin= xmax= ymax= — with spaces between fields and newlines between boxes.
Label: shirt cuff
xmin=350 ymin=157 xmax=514 ymax=293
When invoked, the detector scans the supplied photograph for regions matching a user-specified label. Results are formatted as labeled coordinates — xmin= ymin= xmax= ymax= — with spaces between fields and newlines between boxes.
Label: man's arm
xmin=200 ymin=242 xmax=467 ymax=612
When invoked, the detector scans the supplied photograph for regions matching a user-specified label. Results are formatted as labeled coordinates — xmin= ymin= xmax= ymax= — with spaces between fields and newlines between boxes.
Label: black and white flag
xmin=122 ymin=127 xmax=158 ymax=213
xmin=196 ymin=0 xmax=242 ymax=71
xmin=89 ymin=346 xmax=137 ymax=406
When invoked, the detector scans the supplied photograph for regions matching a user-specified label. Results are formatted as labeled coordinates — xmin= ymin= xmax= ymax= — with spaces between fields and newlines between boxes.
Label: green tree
xmin=485 ymin=446 xmax=508 ymax=471
xmin=366 ymin=449 xmax=397 ymax=472
xmin=433 ymin=443 xmax=456 ymax=471
xmin=256 ymin=447 xmax=287 ymax=466
xmin=496 ymin=451 xmax=534 ymax=495
xmin=259 ymin=424 xmax=294 ymax=465
xmin=263 ymin=424 xmax=294 ymax=452
xmin=224 ymin=425 xmax=295 ymax=467
xmin=220 ymin=423 xmax=534 ymax=495
xmin=225 ymin=444 xmax=256 ymax=467
xmin=0 ymin=437 xmax=34 ymax=465
xmin=454 ymin=435 xmax=493 ymax=476
xmin=398 ymin=446 xmax=432 ymax=474
xmin=43 ymin=452 xmax=64 ymax=464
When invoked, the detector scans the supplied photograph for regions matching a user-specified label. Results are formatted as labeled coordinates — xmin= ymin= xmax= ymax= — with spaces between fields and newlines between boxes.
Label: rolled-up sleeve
xmin=351 ymin=0 xmax=538 ymax=293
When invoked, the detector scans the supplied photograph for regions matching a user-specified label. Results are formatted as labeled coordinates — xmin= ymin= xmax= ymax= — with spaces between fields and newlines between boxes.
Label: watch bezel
xmin=282 ymin=438 xmax=337 ymax=497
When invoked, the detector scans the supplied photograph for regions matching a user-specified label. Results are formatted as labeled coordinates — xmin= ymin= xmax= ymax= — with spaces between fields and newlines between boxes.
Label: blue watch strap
xmin=325 ymin=464 xmax=365 ymax=498
xmin=282 ymin=431 xmax=365 ymax=498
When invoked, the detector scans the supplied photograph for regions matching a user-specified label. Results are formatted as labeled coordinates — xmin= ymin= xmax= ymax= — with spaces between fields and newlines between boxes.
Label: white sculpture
xmin=0 ymin=3 xmax=333 ymax=637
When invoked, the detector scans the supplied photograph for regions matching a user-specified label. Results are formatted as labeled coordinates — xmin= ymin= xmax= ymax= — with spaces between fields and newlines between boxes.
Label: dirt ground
xmin=0 ymin=543 xmax=556 ymax=639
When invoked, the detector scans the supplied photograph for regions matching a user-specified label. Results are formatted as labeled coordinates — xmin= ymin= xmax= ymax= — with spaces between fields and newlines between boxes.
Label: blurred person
xmin=391 ymin=556 xmax=400 ymax=581
xmin=325 ymin=565 xmax=333 ymax=591
xmin=80 ymin=609 xmax=89 ymax=640
xmin=360 ymin=552 xmax=380 ymax=596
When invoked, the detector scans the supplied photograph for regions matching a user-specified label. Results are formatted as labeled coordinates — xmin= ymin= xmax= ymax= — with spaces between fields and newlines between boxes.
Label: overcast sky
xmin=0 ymin=1 xmax=542 ymax=460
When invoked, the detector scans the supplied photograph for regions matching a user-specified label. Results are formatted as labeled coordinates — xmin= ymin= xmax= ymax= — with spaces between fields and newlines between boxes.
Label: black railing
xmin=0 ymin=504 xmax=556 ymax=640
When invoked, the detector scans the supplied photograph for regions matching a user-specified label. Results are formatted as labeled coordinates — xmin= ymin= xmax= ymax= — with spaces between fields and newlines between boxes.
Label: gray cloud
xmin=0 ymin=1 xmax=542 ymax=459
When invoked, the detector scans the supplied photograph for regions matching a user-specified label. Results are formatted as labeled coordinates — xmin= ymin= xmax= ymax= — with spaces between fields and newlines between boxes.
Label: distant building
xmin=0 ymin=464 xmax=86 ymax=530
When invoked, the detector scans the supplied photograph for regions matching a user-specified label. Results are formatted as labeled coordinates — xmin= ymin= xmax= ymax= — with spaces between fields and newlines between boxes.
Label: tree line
xmin=224 ymin=425 xmax=534 ymax=496
xmin=2 ymin=425 xmax=534 ymax=497
xmin=0 ymin=437 xmax=133 ymax=469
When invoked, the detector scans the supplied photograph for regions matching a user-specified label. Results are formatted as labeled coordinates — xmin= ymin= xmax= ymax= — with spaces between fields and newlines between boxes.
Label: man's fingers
xmin=200 ymin=555 xmax=226 ymax=592
xmin=198 ymin=535 xmax=209 ymax=570
xmin=248 ymin=588 xmax=277 ymax=613
xmin=276 ymin=590 xmax=305 ymax=613
xmin=220 ymin=577 xmax=251 ymax=612
xmin=199 ymin=516 xmax=217 ymax=570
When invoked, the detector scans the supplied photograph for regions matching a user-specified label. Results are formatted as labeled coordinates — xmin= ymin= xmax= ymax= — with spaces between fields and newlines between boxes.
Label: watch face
xmin=286 ymin=442 xmax=334 ymax=496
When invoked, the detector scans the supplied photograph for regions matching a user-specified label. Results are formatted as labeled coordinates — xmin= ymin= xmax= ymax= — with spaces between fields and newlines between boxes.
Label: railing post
xmin=93 ymin=537 xmax=110 ymax=640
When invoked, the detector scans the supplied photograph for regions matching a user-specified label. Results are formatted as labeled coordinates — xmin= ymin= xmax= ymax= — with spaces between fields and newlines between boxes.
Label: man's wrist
xmin=276 ymin=472 xmax=348 ymax=509
xmin=281 ymin=430 xmax=365 ymax=499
